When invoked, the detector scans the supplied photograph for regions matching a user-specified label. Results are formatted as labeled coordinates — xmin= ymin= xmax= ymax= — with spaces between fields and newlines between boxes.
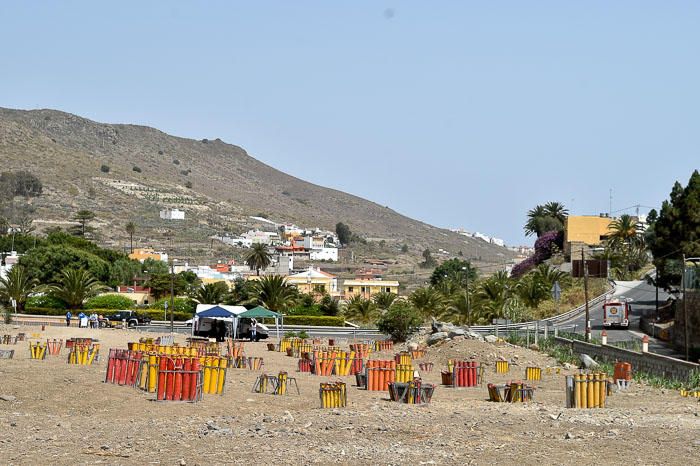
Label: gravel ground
xmin=0 ymin=323 xmax=699 ymax=465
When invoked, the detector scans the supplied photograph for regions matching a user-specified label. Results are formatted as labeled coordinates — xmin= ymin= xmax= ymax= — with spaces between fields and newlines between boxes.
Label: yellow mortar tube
xmin=216 ymin=358 xmax=227 ymax=394
xmin=209 ymin=357 xmax=220 ymax=395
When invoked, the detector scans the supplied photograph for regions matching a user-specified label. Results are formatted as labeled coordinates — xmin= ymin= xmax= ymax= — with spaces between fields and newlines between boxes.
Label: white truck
xmin=602 ymin=297 xmax=631 ymax=328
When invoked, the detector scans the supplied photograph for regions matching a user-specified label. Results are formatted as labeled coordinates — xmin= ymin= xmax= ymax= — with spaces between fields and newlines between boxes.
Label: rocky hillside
xmin=0 ymin=107 xmax=512 ymax=265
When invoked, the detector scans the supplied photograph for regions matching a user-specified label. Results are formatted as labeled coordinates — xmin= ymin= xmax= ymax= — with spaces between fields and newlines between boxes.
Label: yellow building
xmin=285 ymin=268 xmax=338 ymax=295
xmin=342 ymin=279 xmax=400 ymax=299
xmin=128 ymin=248 xmax=168 ymax=263
xmin=564 ymin=215 xmax=614 ymax=256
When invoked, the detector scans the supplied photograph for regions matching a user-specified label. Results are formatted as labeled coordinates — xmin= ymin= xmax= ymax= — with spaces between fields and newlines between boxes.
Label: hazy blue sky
xmin=1 ymin=2 xmax=698 ymax=245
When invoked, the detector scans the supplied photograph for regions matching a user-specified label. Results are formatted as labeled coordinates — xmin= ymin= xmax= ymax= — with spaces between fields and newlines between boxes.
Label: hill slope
xmin=0 ymin=107 xmax=512 ymax=265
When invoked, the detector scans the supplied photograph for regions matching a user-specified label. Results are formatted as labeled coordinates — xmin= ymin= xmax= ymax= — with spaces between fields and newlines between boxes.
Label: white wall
xmin=310 ymin=247 xmax=338 ymax=261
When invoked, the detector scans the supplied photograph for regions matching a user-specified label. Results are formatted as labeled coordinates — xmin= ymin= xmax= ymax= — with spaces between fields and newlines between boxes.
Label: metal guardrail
xmin=144 ymin=321 xmax=383 ymax=336
xmin=467 ymin=290 xmax=611 ymax=333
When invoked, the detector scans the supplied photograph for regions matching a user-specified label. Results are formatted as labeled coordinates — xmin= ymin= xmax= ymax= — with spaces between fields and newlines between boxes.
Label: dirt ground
xmin=0 ymin=323 xmax=699 ymax=465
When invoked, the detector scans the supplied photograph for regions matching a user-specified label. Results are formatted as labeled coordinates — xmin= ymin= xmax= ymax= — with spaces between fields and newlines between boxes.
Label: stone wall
xmin=554 ymin=337 xmax=700 ymax=382
xmin=673 ymin=290 xmax=700 ymax=353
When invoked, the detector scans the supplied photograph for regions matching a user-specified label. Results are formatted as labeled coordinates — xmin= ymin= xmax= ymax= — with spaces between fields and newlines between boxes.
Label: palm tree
xmin=433 ymin=277 xmax=461 ymax=297
xmin=343 ymin=295 xmax=378 ymax=325
xmin=245 ymin=243 xmax=272 ymax=276
xmin=253 ymin=275 xmax=297 ymax=312
xmin=544 ymin=201 xmax=569 ymax=224
xmin=608 ymin=214 xmax=643 ymax=248
xmin=373 ymin=291 xmax=397 ymax=310
xmin=48 ymin=269 xmax=107 ymax=310
xmin=0 ymin=266 xmax=38 ymax=312
xmin=524 ymin=205 xmax=548 ymax=237
xmin=445 ymin=293 xmax=471 ymax=326
xmin=409 ymin=287 xmax=446 ymax=320
xmin=515 ymin=273 xmax=549 ymax=309
xmin=125 ymin=222 xmax=136 ymax=253
xmin=192 ymin=282 xmax=229 ymax=304
xmin=524 ymin=202 xmax=567 ymax=237
xmin=607 ymin=214 xmax=646 ymax=277
xmin=475 ymin=271 xmax=513 ymax=321
xmin=531 ymin=264 xmax=570 ymax=291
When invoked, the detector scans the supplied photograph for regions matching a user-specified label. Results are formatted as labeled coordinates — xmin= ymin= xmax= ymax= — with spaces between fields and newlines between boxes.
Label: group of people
xmin=65 ymin=311 xmax=103 ymax=328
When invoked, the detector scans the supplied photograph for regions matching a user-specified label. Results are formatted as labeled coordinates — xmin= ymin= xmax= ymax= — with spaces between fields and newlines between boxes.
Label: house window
xmin=348 ymin=287 xmax=354 ymax=293
xmin=361 ymin=287 xmax=366 ymax=293
xmin=385 ymin=287 xmax=391 ymax=293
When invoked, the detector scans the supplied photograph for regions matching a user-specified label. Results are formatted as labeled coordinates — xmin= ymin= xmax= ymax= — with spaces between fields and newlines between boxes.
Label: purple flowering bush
xmin=511 ymin=230 xmax=563 ymax=278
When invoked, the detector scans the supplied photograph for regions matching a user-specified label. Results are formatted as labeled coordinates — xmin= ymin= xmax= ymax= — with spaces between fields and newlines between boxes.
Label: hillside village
xmin=0 ymin=209 xmax=644 ymax=309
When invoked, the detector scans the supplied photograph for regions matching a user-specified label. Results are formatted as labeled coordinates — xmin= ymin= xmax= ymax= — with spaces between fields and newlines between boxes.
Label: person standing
xmin=65 ymin=311 xmax=72 ymax=327
xmin=250 ymin=318 xmax=257 ymax=342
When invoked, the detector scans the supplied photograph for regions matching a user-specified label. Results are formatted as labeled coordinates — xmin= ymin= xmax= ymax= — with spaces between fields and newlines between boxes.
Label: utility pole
xmin=462 ymin=266 xmax=471 ymax=326
xmin=582 ymin=248 xmax=591 ymax=342
xmin=683 ymin=254 xmax=689 ymax=361
xmin=170 ymin=260 xmax=175 ymax=334
xmin=466 ymin=273 xmax=471 ymax=327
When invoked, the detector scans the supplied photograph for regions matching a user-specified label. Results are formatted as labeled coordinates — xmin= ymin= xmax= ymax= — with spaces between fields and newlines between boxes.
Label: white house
xmin=0 ymin=252 xmax=19 ymax=281
xmin=310 ymin=247 xmax=338 ymax=262
xmin=160 ymin=208 xmax=185 ymax=220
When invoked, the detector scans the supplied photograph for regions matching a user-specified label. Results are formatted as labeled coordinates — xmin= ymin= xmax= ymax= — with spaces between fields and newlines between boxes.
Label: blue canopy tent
xmin=197 ymin=306 xmax=237 ymax=318
xmin=192 ymin=305 xmax=242 ymax=339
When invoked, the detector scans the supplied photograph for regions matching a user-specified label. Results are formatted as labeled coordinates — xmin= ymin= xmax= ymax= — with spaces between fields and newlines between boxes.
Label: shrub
xmin=24 ymin=307 xmax=112 ymax=316
xmin=173 ymin=159 xmax=179 ymax=165
xmin=3 ymin=306 xmax=10 ymax=324
xmin=185 ymin=181 xmax=193 ymax=189
xmin=85 ymin=294 xmax=136 ymax=310
xmin=132 ymin=166 xmax=142 ymax=173
xmin=100 ymin=165 xmax=110 ymax=173
xmin=150 ymin=297 xmax=197 ymax=314
xmin=376 ymin=302 xmax=422 ymax=342
xmin=26 ymin=295 xmax=67 ymax=309
xmin=286 ymin=305 xmax=323 ymax=316
xmin=280 ymin=315 xmax=345 ymax=326
xmin=158 ymin=150 xmax=164 ymax=155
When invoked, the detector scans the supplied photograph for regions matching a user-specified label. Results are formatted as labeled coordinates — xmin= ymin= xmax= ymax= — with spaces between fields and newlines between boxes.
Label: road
xmin=564 ymin=279 xmax=678 ymax=356
xmin=137 ymin=324 xmax=385 ymax=340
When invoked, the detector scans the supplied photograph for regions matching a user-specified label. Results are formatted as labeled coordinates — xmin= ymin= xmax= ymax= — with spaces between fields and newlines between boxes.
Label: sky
xmin=1 ymin=2 xmax=699 ymax=246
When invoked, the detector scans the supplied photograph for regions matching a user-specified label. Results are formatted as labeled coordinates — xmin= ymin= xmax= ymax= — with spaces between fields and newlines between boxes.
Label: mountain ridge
xmin=0 ymin=106 xmax=513 ymax=265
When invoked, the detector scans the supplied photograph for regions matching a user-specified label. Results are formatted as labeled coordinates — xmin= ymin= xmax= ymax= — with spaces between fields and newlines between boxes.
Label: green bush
xmin=85 ymin=294 xmax=136 ymax=310
xmin=26 ymin=295 xmax=67 ymax=309
xmin=24 ymin=307 xmax=68 ymax=316
xmin=24 ymin=307 xmax=116 ymax=316
xmin=376 ymin=302 xmax=422 ymax=342
xmin=150 ymin=297 xmax=197 ymax=314
xmin=286 ymin=305 xmax=323 ymax=316
xmin=279 ymin=315 xmax=345 ymax=326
